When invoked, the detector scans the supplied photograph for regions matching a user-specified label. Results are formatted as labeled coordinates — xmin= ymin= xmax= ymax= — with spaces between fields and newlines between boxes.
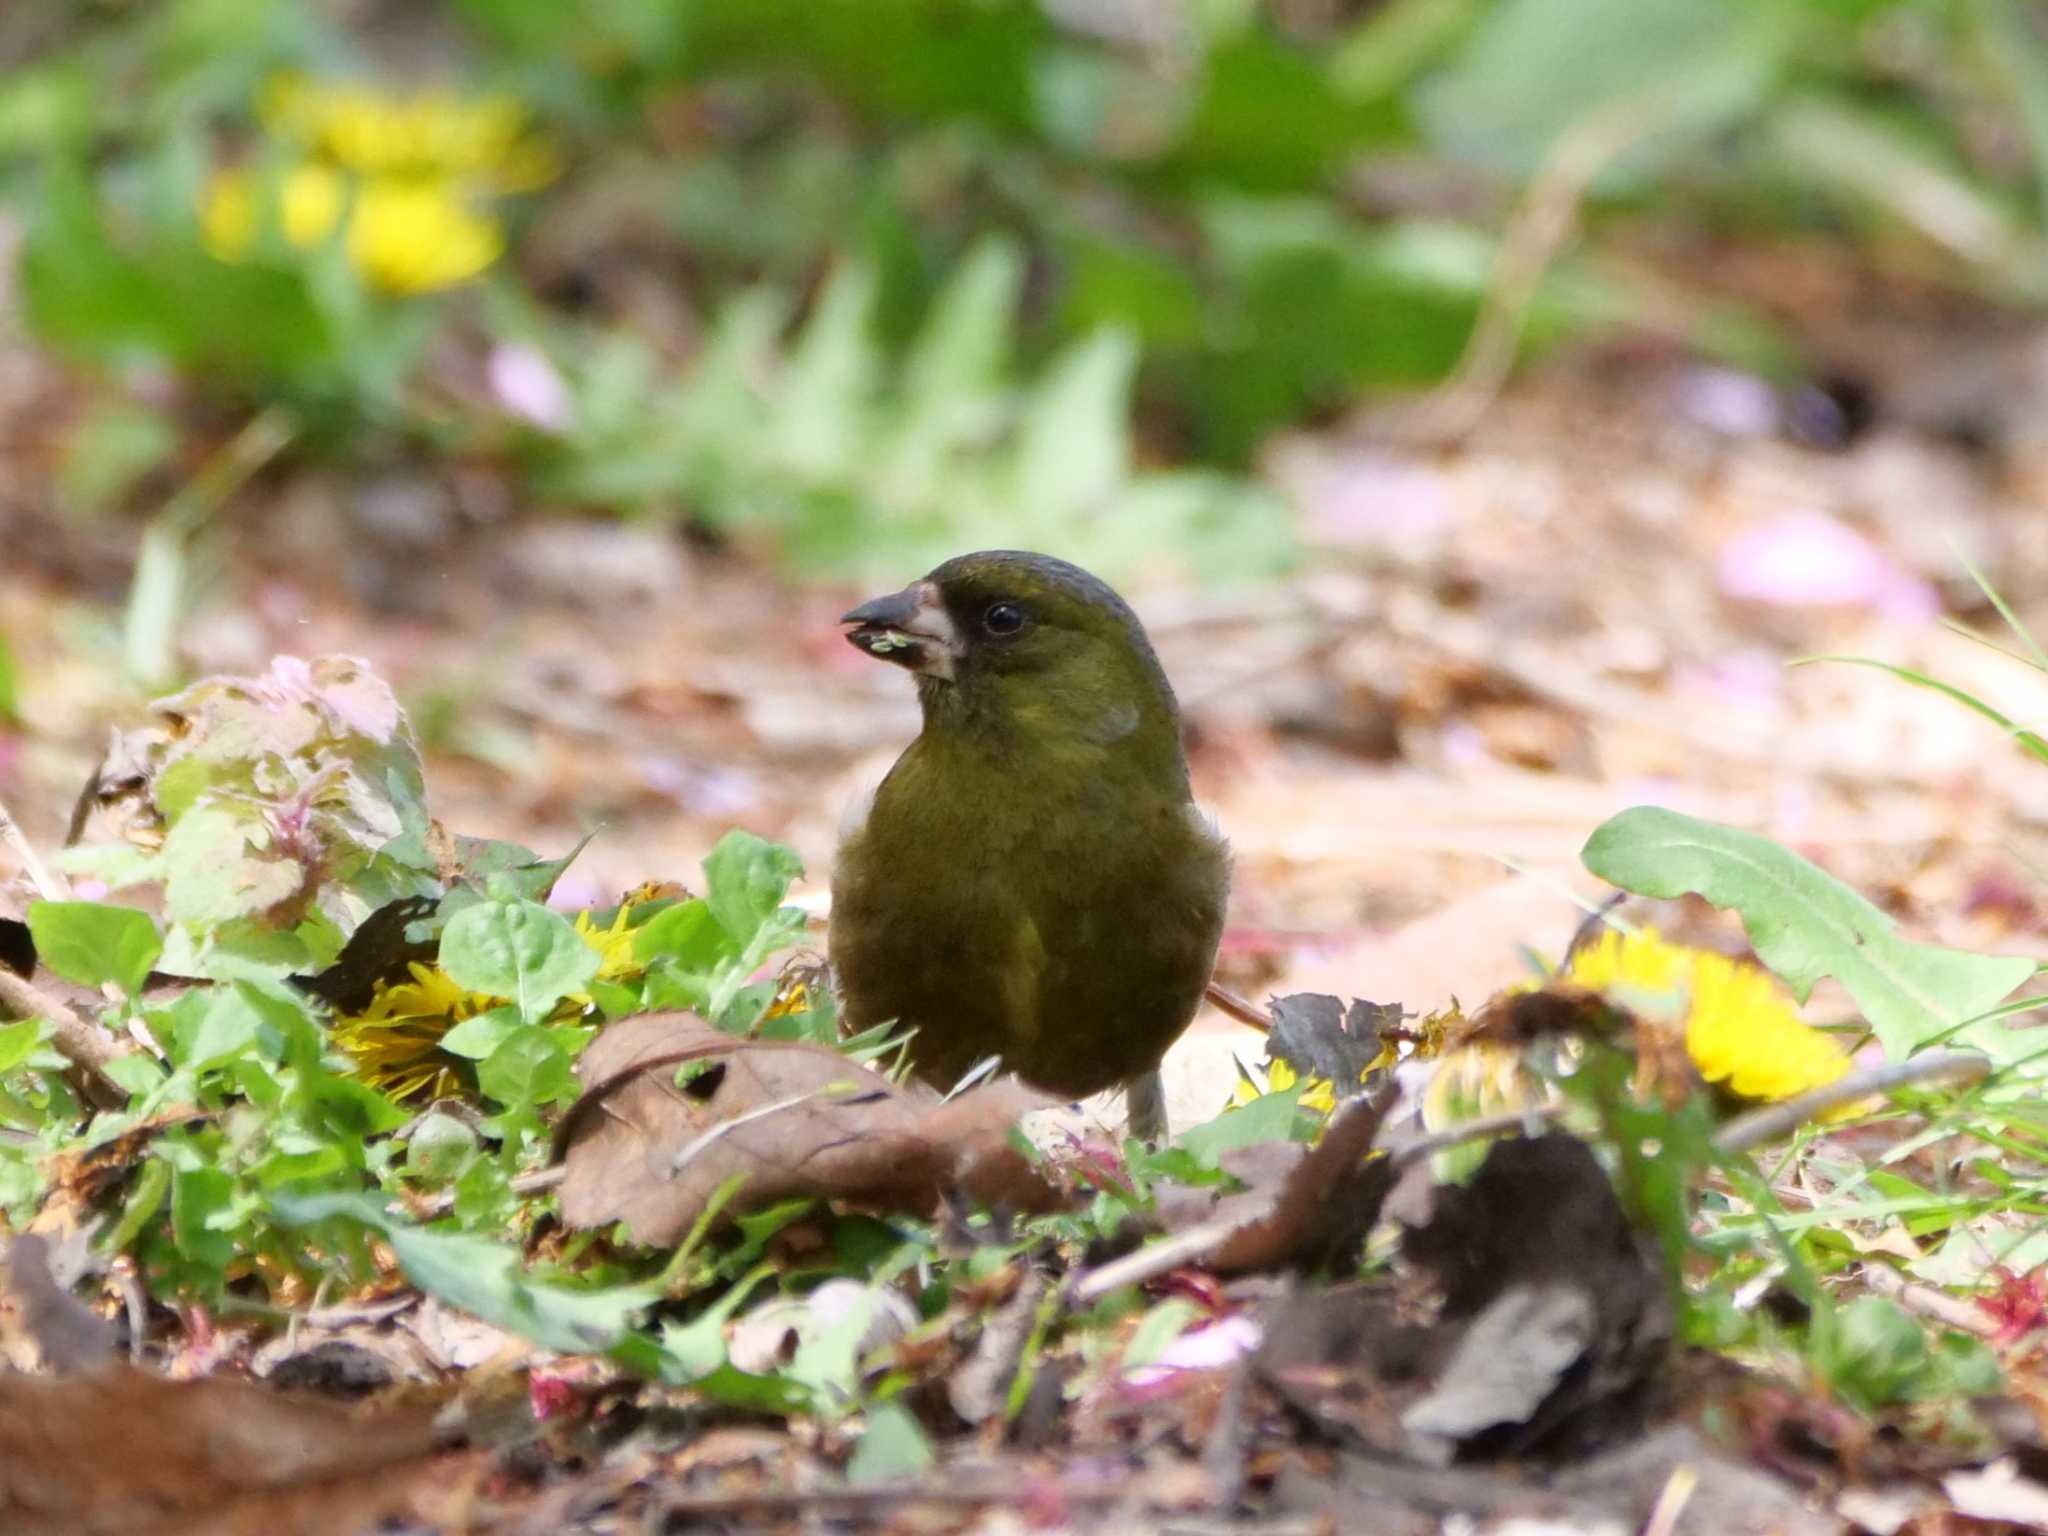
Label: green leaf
xmin=157 ymin=806 xmax=302 ymax=927
xmin=1122 ymin=1297 xmax=1202 ymax=1368
xmin=1582 ymin=807 xmax=2036 ymax=1060
xmin=178 ymin=987 xmax=263 ymax=1071
xmin=170 ymin=1166 xmax=236 ymax=1274
xmin=438 ymin=1005 xmax=523 ymax=1060
xmin=776 ymin=260 xmax=878 ymax=479
xmin=273 ymin=1189 xmax=657 ymax=1354
xmin=25 ymin=901 xmax=161 ymax=996
xmin=1415 ymin=0 xmax=1789 ymax=182
xmin=702 ymin=833 xmax=804 ymax=949
xmin=1823 ymin=1295 xmax=1928 ymax=1409
xmin=0 ymin=1019 xmax=44 ymax=1075
xmin=847 ymin=1401 xmax=934 ymax=1485
xmin=1175 ymin=1081 xmax=1309 ymax=1163
xmin=104 ymin=1052 xmax=168 ymax=1097
xmin=404 ymin=1112 xmax=480 ymax=1183
xmin=477 ymin=1026 xmax=575 ymax=1109
xmin=457 ymin=831 xmax=594 ymax=904
xmin=1013 ymin=329 xmax=1136 ymax=528
xmin=439 ymin=899 xmax=598 ymax=1023
xmin=633 ymin=897 xmax=730 ymax=969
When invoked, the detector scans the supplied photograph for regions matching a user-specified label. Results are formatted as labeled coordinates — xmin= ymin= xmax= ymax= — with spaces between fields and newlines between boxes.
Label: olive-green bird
xmin=829 ymin=550 xmax=1229 ymax=1140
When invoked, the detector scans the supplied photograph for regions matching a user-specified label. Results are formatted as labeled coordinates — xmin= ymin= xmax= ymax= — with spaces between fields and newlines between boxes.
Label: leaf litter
xmin=12 ymin=341 xmax=2048 ymax=1529
xmin=0 ymin=644 xmax=2043 ymax=1535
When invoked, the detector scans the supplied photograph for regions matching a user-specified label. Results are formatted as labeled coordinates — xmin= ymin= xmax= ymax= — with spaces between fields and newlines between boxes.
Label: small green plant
xmin=524 ymin=237 xmax=1299 ymax=584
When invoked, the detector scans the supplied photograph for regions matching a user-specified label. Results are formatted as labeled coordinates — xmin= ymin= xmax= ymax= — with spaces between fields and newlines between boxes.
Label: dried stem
xmin=0 ymin=967 xmax=134 ymax=1100
xmin=0 ymin=791 xmax=70 ymax=904
xmin=1712 ymin=1049 xmax=1991 ymax=1156
xmin=1378 ymin=88 xmax=1686 ymax=446
xmin=1204 ymin=982 xmax=1273 ymax=1034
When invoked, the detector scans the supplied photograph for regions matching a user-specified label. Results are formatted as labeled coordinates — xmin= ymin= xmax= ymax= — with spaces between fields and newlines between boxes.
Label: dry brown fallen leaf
xmin=0 ymin=1234 xmax=471 ymax=1536
xmin=1073 ymin=1087 xmax=1398 ymax=1304
xmin=555 ymin=1012 xmax=1072 ymax=1245
xmin=0 ymin=1365 xmax=477 ymax=1536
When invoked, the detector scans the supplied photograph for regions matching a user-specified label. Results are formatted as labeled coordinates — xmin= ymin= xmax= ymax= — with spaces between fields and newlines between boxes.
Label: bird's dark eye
xmin=982 ymin=602 xmax=1027 ymax=637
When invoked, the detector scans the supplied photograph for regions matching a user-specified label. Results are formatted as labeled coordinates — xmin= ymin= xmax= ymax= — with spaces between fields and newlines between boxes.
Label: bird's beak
xmin=841 ymin=579 xmax=961 ymax=681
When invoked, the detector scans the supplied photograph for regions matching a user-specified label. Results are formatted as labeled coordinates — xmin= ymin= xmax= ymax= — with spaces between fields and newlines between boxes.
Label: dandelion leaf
xmin=1583 ymin=807 xmax=2035 ymax=1061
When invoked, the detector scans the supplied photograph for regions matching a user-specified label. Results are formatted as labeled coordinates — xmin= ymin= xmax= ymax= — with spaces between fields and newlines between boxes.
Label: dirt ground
xmin=8 ymin=329 xmax=2047 ymax=1126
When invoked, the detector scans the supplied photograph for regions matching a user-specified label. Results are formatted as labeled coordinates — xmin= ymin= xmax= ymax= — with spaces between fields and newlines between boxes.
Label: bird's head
xmin=843 ymin=551 xmax=1185 ymax=770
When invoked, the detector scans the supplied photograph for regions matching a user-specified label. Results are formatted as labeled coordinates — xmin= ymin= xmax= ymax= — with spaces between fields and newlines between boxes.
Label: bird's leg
xmin=1125 ymin=1068 xmax=1168 ymax=1146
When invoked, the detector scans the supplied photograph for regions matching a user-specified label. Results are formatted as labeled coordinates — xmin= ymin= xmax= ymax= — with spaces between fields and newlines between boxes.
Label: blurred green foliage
xmin=8 ymin=0 xmax=2048 ymax=573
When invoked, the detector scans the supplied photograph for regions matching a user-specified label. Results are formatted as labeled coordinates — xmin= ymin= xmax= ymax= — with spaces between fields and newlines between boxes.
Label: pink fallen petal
xmin=489 ymin=343 xmax=573 ymax=432
xmin=1717 ymin=511 xmax=1935 ymax=616
xmin=1301 ymin=452 xmax=1453 ymax=549
xmin=1673 ymin=366 xmax=1780 ymax=438
xmin=1123 ymin=1313 xmax=1263 ymax=1395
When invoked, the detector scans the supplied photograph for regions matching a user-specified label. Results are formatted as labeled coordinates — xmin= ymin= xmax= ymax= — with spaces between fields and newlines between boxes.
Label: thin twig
xmin=650 ymin=1482 xmax=1043 ymax=1518
xmin=0 ymin=791 xmax=70 ymax=903
xmin=1205 ymin=982 xmax=1273 ymax=1034
xmin=0 ymin=967 xmax=134 ymax=1095
xmin=1378 ymin=88 xmax=1687 ymax=446
xmin=414 ymin=1164 xmax=563 ymax=1219
xmin=1860 ymin=1261 xmax=1999 ymax=1339
xmin=1640 ymin=1463 xmax=1700 ymax=1536
xmin=1070 ymin=1101 xmax=1561 ymax=1306
xmin=1712 ymin=1050 xmax=1992 ymax=1156
xmin=1070 ymin=1218 xmax=1246 ymax=1307
xmin=1383 ymin=1104 xmax=1566 ymax=1173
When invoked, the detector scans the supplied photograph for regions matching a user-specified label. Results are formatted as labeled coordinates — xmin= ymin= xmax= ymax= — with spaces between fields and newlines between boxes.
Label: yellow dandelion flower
xmin=1421 ymin=925 xmax=1850 ymax=1146
xmin=345 ymin=179 xmax=502 ymax=295
xmin=1564 ymin=926 xmax=1848 ymax=1102
xmin=1561 ymin=925 xmax=1687 ymax=1002
xmin=1683 ymin=948 xmax=1849 ymax=1101
xmin=573 ymin=904 xmax=641 ymax=983
xmin=201 ymin=162 xmax=501 ymax=294
xmin=332 ymin=961 xmax=502 ymax=1102
xmin=1230 ymin=1056 xmax=1337 ymax=1115
xmin=201 ymin=163 xmax=348 ymax=260
xmin=260 ymin=73 xmax=560 ymax=191
xmin=358 ymin=961 xmax=499 ymax=1024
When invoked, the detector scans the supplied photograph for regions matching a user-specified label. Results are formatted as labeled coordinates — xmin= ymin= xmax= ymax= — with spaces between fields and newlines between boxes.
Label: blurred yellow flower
xmin=1231 ymin=1055 xmax=1337 ymax=1114
xmin=1565 ymin=927 xmax=1848 ymax=1102
xmin=202 ymin=162 xmax=346 ymax=254
xmin=202 ymin=73 xmax=553 ymax=296
xmin=1422 ymin=1039 xmax=1543 ymax=1129
xmin=260 ymin=73 xmax=561 ymax=191
xmin=1419 ymin=926 xmax=1849 ymax=1153
xmin=1683 ymin=947 xmax=1851 ymax=1101
xmin=344 ymin=179 xmax=502 ymax=294
xmin=202 ymin=164 xmax=502 ymax=295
